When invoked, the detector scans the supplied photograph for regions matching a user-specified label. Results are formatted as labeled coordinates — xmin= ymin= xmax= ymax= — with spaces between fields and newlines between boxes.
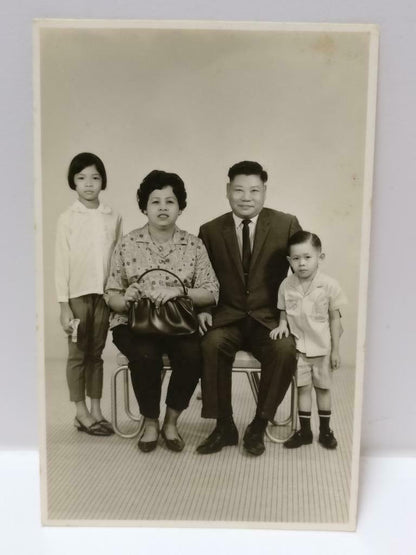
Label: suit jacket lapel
xmin=250 ymin=209 xmax=271 ymax=272
xmin=222 ymin=213 xmax=245 ymax=285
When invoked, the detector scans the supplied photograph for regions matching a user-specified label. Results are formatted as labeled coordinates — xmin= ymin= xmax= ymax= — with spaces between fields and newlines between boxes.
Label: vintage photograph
xmin=34 ymin=20 xmax=378 ymax=529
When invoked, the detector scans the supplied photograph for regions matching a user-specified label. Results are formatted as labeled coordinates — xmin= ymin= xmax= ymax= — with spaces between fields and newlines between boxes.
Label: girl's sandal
xmin=95 ymin=419 xmax=115 ymax=434
xmin=74 ymin=418 xmax=112 ymax=436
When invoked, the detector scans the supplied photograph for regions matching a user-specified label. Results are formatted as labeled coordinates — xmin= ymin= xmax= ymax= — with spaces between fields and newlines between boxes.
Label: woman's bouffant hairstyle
xmin=287 ymin=230 xmax=322 ymax=253
xmin=227 ymin=161 xmax=268 ymax=183
xmin=67 ymin=152 xmax=107 ymax=190
xmin=137 ymin=170 xmax=187 ymax=213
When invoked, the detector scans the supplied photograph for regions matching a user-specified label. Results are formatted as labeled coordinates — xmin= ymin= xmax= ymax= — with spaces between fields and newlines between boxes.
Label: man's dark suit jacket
xmin=199 ymin=207 xmax=301 ymax=330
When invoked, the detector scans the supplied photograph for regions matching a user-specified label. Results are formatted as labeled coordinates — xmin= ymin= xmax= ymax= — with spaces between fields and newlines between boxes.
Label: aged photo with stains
xmin=34 ymin=20 xmax=378 ymax=529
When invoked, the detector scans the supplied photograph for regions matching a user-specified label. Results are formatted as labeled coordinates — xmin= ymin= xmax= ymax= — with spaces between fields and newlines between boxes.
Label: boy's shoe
xmin=283 ymin=430 xmax=313 ymax=449
xmin=318 ymin=430 xmax=338 ymax=449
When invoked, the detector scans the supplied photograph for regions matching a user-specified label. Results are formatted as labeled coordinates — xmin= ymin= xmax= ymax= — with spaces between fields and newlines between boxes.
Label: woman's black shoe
xmin=161 ymin=429 xmax=185 ymax=452
xmin=138 ymin=428 xmax=159 ymax=452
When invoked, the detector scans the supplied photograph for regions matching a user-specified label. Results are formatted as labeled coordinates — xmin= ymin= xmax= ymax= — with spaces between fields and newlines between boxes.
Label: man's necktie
xmin=242 ymin=219 xmax=251 ymax=281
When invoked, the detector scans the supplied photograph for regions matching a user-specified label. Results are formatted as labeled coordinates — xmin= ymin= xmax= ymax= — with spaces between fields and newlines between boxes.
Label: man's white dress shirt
xmin=232 ymin=213 xmax=259 ymax=257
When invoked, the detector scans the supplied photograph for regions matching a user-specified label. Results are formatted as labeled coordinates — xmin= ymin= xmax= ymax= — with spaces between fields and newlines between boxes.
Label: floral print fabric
xmin=105 ymin=224 xmax=219 ymax=329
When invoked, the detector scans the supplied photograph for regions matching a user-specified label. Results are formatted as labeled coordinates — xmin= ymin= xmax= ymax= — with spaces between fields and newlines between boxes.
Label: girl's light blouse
xmin=55 ymin=200 xmax=123 ymax=302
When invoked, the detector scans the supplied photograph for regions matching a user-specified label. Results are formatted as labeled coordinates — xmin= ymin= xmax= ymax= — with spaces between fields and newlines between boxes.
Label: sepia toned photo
xmin=34 ymin=20 xmax=378 ymax=529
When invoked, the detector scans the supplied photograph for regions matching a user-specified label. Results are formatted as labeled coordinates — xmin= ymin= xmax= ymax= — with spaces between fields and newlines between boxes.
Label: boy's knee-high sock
xmin=318 ymin=410 xmax=331 ymax=433
xmin=299 ymin=411 xmax=311 ymax=434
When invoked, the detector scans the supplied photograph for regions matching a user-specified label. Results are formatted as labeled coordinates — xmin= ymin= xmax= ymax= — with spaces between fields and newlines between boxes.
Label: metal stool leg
xmin=245 ymin=370 xmax=260 ymax=401
xmin=111 ymin=365 xmax=143 ymax=438
xmin=265 ymin=376 xmax=298 ymax=443
xmin=111 ymin=364 xmax=170 ymax=439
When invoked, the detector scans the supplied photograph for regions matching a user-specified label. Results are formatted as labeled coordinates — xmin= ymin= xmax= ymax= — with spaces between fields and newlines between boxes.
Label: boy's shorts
xmin=296 ymin=352 xmax=332 ymax=389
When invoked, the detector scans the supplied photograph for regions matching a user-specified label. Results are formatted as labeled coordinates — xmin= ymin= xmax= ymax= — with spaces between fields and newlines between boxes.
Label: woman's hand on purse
xmin=124 ymin=283 xmax=141 ymax=304
xmin=148 ymin=286 xmax=182 ymax=308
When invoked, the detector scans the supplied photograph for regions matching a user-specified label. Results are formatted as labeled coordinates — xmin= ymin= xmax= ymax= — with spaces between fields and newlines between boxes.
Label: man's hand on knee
xmin=198 ymin=312 xmax=212 ymax=335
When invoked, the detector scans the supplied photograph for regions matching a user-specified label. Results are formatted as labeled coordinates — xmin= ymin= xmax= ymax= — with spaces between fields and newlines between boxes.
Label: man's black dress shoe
xmin=243 ymin=420 xmax=266 ymax=456
xmin=196 ymin=422 xmax=239 ymax=454
xmin=161 ymin=429 xmax=185 ymax=452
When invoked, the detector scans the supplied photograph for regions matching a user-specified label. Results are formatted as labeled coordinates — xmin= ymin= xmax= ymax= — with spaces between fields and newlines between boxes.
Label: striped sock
xmin=318 ymin=410 xmax=331 ymax=433
xmin=299 ymin=411 xmax=312 ymax=434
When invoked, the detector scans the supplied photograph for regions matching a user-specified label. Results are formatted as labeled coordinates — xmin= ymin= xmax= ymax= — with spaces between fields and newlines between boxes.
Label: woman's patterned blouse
xmin=105 ymin=224 xmax=219 ymax=329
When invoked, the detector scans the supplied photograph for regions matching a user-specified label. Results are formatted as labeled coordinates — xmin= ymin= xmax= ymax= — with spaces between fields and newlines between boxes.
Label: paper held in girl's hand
xmin=70 ymin=319 xmax=80 ymax=343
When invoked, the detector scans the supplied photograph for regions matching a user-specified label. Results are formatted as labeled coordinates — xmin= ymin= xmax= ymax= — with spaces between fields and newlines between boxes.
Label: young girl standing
xmin=55 ymin=153 xmax=123 ymax=435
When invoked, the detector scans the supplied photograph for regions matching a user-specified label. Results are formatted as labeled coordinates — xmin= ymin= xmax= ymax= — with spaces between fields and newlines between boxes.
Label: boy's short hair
xmin=288 ymin=230 xmax=322 ymax=253
xmin=137 ymin=170 xmax=187 ymax=213
xmin=67 ymin=152 xmax=107 ymax=190
xmin=227 ymin=161 xmax=268 ymax=183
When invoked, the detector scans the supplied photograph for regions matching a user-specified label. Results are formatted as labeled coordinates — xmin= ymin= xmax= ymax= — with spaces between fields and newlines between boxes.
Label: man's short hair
xmin=228 ymin=161 xmax=268 ymax=183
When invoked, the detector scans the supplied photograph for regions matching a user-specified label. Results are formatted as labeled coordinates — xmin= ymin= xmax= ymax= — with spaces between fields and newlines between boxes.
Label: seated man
xmin=197 ymin=161 xmax=301 ymax=456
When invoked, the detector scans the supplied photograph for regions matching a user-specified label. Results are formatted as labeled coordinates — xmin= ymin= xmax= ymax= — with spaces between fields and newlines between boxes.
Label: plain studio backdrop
xmin=39 ymin=26 xmax=370 ymax=368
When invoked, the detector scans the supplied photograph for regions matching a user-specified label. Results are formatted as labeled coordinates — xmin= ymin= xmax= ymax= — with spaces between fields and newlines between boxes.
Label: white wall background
xmin=40 ymin=27 xmax=370 ymax=367
xmin=1 ymin=0 xmax=415 ymax=463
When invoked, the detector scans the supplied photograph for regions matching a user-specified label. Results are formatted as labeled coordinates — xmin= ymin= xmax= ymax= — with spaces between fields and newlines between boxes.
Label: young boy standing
xmin=270 ymin=231 xmax=347 ymax=449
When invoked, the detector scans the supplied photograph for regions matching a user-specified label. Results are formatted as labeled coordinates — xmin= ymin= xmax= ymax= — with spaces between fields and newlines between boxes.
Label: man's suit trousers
xmin=201 ymin=316 xmax=297 ymax=420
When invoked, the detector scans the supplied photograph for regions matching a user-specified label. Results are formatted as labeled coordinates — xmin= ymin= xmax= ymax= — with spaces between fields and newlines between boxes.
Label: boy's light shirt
xmin=277 ymin=271 xmax=347 ymax=357
xmin=55 ymin=200 xmax=123 ymax=302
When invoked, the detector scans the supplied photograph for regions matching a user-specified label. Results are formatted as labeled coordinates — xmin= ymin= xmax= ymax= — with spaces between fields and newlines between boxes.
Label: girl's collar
xmin=72 ymin=200 xmax=112 ymax=214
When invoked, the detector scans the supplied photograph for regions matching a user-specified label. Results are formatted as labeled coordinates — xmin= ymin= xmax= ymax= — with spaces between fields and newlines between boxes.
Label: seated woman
xmin=105 ymin=170 xmax=219 ymax=453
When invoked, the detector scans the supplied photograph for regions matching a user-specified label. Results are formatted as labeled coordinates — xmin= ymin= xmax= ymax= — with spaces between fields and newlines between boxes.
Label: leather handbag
xmin=128 ymin=268 xmax=198 ymax=336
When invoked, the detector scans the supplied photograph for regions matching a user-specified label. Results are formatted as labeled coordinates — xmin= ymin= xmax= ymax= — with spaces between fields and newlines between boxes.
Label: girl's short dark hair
xmin=67 ymin=153 xmax=107 ymax=190
xmin=288 ymin=230 xmax=322 ymax=253
xmin=228 ymin=161 xmax=268 ymax=183
xmin=137 ymin=170 xmax=187 ymax=212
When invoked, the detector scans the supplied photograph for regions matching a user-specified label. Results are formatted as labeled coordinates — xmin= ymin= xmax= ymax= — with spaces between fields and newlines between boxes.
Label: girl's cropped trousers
xmin=66 ymin=294 xmax=110 ymax=402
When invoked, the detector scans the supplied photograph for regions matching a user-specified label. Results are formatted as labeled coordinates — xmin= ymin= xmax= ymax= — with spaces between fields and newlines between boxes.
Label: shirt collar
xmin=232 ymin=213 xmax=259 ymax=229
xmin=136 ymin=224 xmax=188 ymax=245
xmin=71 ymin=200 xmax=112 ymax=214
xmin=291 ymin=270 xmax=324 ymax=294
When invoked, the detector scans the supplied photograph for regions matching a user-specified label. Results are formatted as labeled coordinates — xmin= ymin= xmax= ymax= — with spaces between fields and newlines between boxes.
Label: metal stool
xmin=111 ymin=350 xmax=297 ymax=442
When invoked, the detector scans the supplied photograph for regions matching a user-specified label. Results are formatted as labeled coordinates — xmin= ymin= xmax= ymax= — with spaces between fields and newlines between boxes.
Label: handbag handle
xmin=135 ymin=268 xmax=187 ymax=295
